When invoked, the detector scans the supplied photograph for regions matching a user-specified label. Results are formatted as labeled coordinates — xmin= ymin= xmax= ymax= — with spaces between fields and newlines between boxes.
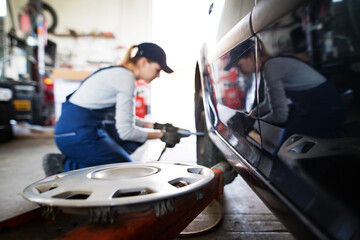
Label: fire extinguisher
xmin=135 ymin=80 xmax=150 ymax=118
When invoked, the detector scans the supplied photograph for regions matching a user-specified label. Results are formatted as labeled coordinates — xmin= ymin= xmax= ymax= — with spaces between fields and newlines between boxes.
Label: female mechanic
xmin=55 ymin=42 xmax=181 ymax=171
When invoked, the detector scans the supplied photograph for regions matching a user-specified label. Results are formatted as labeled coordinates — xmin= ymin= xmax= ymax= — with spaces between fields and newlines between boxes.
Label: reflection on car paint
xmin=199 ymin=0 xmax=360 ymax=238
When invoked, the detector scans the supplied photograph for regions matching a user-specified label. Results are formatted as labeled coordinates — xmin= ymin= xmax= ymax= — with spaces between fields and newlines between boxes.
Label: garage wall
xmin=4 ymin=0 xmax=205 ymax=130
xmin=4 ymin=0 xmax=153 ymax=70
xmin=45 ymin=0 xmax=153 ymax=44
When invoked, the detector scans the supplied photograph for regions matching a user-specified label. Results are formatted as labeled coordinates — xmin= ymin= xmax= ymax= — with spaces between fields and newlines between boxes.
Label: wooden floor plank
xmin=175 ymin=176 xmax=294 ymax=240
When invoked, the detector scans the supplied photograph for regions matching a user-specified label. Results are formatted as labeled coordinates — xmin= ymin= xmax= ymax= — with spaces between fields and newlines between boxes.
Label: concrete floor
xmin=0 ymin=133 xmax=294 ymax=239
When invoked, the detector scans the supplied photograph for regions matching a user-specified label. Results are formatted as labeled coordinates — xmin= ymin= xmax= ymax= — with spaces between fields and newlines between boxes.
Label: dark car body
xmin=195 ymin=0 xmax=360 ymax=239
xmin=0 ymin=82 xmax=14 ymax=142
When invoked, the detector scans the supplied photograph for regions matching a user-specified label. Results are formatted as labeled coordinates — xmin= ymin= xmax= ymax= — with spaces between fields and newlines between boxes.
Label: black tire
xmin=194 ymin=64 xmax=237 ymax=184
xmin=29 ymin=2 xmax=58 ymax=34
xmin=194 ymin=63 xmax=226 ymax=168
xmin=0 ymin=124 xmax=13 ymax=143
xmin=42 ymin=3 xmax=58 ymax=33
xmin=30 ymin=93 xmax=42 ymax=125
xmin=0 ymin=82 xmax=14 ymax=143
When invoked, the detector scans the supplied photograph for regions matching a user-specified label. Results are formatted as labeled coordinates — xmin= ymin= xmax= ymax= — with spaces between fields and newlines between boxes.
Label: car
xmin=194 ymin=0 xmax=360 ymax=239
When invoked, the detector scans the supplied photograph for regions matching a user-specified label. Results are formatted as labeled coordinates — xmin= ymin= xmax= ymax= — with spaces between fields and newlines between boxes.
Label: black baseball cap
xmin=224 ymin=39 xmax=255 ymax=71
xmin=136 ymin=42 xmax=174 ymax=73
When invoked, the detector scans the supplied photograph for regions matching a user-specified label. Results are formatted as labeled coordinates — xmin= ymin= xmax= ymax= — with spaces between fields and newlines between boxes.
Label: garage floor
xmin=0 ymin=131 xmax=294 ymax=239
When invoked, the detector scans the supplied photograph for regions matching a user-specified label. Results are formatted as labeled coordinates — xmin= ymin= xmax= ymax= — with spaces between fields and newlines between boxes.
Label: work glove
xmin=154 ymin=122 xmax=179 ymax=132
xmin=160 ymin=131 xmax=182 ymax=148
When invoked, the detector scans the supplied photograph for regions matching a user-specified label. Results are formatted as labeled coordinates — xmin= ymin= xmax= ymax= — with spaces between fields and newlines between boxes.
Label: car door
xmin=209 ymin=36 xmax=262 ymax=168
xmin=254 ymin=0 xmax=360 ymax=238
xmin=200 ymin=0 xmax=262 ymax=170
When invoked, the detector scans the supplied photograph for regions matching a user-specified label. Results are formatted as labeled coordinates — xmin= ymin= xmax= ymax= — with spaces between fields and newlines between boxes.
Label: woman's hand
xmin=154 ymin=122 xmax=179 ymax=132
xmin=160 ymin=131 xmax=182 ymax=148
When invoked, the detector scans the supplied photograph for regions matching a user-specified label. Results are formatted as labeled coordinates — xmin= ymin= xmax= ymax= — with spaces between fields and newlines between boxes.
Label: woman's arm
xmin=147 ymin=131 xmax=163 ymax=139
xmin=260 ymin=61 xmax=289 ymax=124
xmin=135 ymin=117 xmax=155 ymax=129
xmin=260 ymin=79 xmax=288 ymax=123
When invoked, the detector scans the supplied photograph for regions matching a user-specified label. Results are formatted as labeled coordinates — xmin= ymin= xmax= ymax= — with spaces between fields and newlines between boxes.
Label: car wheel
xmin=194 ymin=64 xmax=225 ymax=168
xmin=195 ymin=94 xmax=227 ymax=168
xmin=195 ymin=64 xmax=237 ymax=184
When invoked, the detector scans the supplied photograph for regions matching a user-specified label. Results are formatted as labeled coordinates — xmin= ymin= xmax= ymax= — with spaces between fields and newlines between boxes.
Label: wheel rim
xmin=23 ymin=162 xmax=214 ymax=207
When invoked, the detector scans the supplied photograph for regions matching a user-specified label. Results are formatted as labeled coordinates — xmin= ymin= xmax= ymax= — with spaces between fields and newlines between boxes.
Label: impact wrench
xmin=157 ymin=129 xmax=205 ymax=161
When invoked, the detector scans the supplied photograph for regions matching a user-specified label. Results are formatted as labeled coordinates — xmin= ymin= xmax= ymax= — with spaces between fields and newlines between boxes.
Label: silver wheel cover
xmin=23 ymin=162 xmax=214 ymax=207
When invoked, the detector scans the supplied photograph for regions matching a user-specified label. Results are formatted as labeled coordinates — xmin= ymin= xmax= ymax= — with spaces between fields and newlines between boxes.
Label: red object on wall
xmin=135 ymin=96 xmax=146 ymax=118
xmin=19 ymin=13 xmax=31 ymax=34
xmin=135 ymin=80 xmax=150 ymax=118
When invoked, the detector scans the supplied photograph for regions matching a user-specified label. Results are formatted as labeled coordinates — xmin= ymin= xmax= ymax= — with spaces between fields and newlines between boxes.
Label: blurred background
xmin=0 ymin=0 xmax=212 ymax=140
